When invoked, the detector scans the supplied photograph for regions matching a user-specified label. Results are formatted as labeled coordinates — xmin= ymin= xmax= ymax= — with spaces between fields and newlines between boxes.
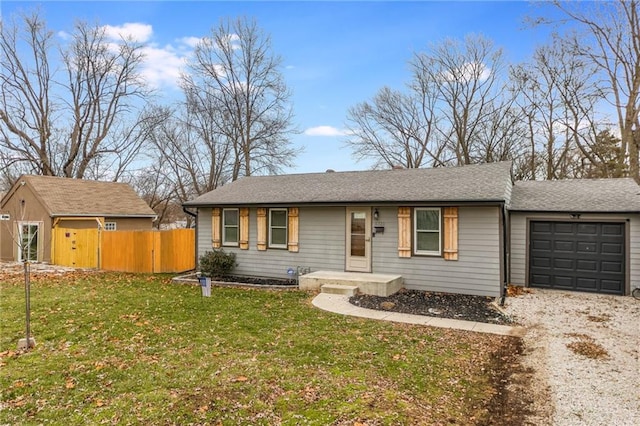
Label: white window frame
xmin=17 ymin=221 xmax=41 ymax=262
xmin=222 ymin=208 xmax=239 ymax=246
xmin=414 ymin=208 xmax=441 ymax=256
xmin=104 ymin=221 xmax=117 ymax=231
xmin=268 ymin=208 xmax=288 ymax=249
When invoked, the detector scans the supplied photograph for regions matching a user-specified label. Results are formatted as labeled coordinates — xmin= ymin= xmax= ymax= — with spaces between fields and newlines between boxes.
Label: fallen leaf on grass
xmin=65 ymin=379 xmax=75 ymax=389
xmin=233 ymin=376 xmax=248 ymax=382
xmin=0 ymin=350 xmax=17 ymax=359
xmin=11 ymin=396 xmax=26 ymax=407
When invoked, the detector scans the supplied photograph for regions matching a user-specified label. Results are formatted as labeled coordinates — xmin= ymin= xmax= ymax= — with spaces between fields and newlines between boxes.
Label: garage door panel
xmin=601 ymin=280 xmax=624 ymax=293
xmin=601 ymin=243 xmax=623 ymax=254
xmin=576 ymin=242 xmax=597 ymax=253
xmin=576 ymin=278 xmax=598 ymax=290
xmin=531 ymin=257 xmax=551 ymax=267
xmin=529 ymin=221 xmax=625 ymax=295
xmin=576 ymin=260 xmax=598 ymax=272
xmin=531 ymin=274 xmax=551 ymax=286
xmin=577 ymin=223 xmax=598 ymax=235
xmin=531 ymin=239 xmax=551 ymax=250
xmin=601 ymin=261 xmax=623 ymax=273
xmin=553 ymin=275 xmax=574 ymax=288
xmin=554 ymin=223 xmax=574 ymax=234
xmin=554 ymin=240 xmax=574 ymax=252
xmin=532 ymin=222 xmax=552 ymax=233
xmin=553 ymin=258 xmax=574 ymax=270
xmin=602 ymin=224 xmax=623 ymax=236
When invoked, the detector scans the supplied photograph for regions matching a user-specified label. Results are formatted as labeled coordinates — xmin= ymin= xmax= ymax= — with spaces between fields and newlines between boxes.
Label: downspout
xmin=500 ymin=203 xmax=510 ymax=306
xmin=183 ymin=206 xmax=198 ymax=271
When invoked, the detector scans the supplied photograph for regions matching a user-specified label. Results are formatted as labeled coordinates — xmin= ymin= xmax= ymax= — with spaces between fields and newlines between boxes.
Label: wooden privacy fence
xmin=52 ymin=228 xmax=195 ymax=273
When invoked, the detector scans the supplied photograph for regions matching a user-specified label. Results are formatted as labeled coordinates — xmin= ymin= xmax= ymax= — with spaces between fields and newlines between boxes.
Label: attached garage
xmin=528 ymin=221 xmax=625 ymax=295
xmin=509 ymin=178 xmax=640 ymax=296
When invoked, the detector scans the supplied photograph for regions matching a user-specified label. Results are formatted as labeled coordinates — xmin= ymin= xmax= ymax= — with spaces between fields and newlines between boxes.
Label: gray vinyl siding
xmin=197 ymin=207 xmax=345 ymax=279
xmin=197 ymin=205 xmax=502 ymax=296
xmin=196 ymin=207 xmax=213 ymax=259
xmin=371 ymin=206 xmax=501 ymax=297
xmin=509 ymin=212 xmax=640 ymax=294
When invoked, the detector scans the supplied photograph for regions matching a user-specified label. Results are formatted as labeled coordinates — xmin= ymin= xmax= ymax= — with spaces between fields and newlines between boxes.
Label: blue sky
xmin=2 ymin=1 xmax=561 ymax=174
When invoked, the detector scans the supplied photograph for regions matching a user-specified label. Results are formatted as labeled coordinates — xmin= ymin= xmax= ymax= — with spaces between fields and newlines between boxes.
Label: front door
xmin=346 ymin=207 xmax=371 ymax=272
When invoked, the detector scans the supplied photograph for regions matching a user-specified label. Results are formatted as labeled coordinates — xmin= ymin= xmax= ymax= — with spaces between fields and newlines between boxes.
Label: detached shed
xmin=0 ymin=175 xmax=156 ymax=263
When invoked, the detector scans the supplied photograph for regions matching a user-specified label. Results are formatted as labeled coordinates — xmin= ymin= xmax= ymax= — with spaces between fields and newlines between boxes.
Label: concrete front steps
xmin=320 ymin=284 xmax=359 ymax=296
xmin=299 ymin=270 xmax=403 ymax=297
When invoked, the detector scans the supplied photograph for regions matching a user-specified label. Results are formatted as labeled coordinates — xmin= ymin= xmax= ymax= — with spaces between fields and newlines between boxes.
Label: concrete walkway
xmin=312 ymin=293 xmax=526 ymax=337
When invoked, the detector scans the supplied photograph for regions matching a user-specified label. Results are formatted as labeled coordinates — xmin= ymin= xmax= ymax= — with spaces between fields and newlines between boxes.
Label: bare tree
xmin=0 ymin=10 xmax=151 ymax=181
xmin=61 ymin=20 xmax=150 ymax=179
xmin=345 ymin=86 xmax=443 ymax=168
xmin=182 ymin=17 xmax=297 ymax=180
xmin=510 ymin=38 xmax=610 ymax=180
xmin=346 ymin=34 xmax=518 ymax=169
xmin=549 ymin=0 xmax=640 ymax=180
xmin=0 ymin=11 xmax=56 ymax=176
xmin=414 ymin=34 xmax=508 ymax=165
xmin=139 ymin=103 xmax=233 ymax=227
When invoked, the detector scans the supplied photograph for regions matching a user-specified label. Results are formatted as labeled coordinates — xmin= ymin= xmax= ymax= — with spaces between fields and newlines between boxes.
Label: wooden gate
xmin=51 ymin=228 xmax=195 ymax=273
xmin=51 ymin=228 xmax=100 ymax=268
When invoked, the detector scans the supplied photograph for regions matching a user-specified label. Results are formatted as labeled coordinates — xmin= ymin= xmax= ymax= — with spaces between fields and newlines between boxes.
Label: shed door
xmin=529 ymin=221 xmax=625 ymax=295
xmin=346 ymin=207 xmax=371 ymax=272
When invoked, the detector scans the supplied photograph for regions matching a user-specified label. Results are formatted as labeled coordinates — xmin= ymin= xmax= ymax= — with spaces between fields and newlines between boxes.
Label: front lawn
xmin=1 ymin=272 xmax=521 ymax=425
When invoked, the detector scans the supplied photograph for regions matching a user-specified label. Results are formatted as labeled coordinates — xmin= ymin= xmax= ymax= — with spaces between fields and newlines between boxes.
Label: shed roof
xmin=510 ymin=178 xmax=640 ymax=213
xmin=185 ymin=161 xmax=513 ymax=206
xmin=2 ymin=175 xmax=156 ymax=217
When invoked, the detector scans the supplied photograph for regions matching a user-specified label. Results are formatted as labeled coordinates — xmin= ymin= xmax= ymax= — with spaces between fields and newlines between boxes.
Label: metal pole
xmin=24 ymin=261 xmax=31 ymax=348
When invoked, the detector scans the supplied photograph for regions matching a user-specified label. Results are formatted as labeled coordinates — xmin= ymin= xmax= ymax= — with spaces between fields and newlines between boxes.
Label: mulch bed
xmin=210 ymin=275 xmax=297 ymax=286
xmin=206 ymin=275 xmax=512 ymax=325
xmin=350 ymin=288 xmax=513 ymax=325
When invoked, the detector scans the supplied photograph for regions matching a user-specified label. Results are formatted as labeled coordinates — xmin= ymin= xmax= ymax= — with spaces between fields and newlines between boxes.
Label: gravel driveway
xmin=502 ymin=289 xmax=640 ymax=426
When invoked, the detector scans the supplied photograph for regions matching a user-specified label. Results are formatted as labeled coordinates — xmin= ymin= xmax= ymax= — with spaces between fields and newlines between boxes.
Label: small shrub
xmin=199 ymin=249 xmax=237 ymax=278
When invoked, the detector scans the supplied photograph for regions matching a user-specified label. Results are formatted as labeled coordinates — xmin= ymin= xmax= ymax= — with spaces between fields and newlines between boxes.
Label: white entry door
xmin=346 ymin=207 xmax=371 ymax=272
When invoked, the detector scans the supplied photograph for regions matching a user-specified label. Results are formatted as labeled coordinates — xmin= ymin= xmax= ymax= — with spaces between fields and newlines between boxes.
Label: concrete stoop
xmin=300 ymin=270 xmax=403 ymax=297
xmin=320 ymin=284 xmax=359 ymax=296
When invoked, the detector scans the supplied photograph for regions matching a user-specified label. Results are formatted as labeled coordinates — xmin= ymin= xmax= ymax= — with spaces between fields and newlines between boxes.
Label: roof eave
xmin=51 ymin=213 xmax=156 ymax=218
xmin=184 ymin=199 xmax=507 ymax=208
xmin=509 ymin=209 xmax=640 ymax=214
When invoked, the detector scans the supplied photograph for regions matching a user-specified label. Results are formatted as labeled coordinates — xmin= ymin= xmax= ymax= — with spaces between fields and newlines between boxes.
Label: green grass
xmin=1 ymin=272 xmax=514 ymax=425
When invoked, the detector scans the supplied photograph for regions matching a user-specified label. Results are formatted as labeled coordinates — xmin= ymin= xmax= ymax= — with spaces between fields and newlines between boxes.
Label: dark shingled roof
xmin=511 ymin=178 xmax=640 ymax=212
xmin=7 ymin=175 xmax=156 ymax=217
xmin=185 ymin=161 xmax=513 ymax=206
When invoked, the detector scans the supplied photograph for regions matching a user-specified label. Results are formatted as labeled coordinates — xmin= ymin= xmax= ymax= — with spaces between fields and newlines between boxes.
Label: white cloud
xmin=102 ymin=23 xmax=153 ymax=42
xmin=178 ymin=36 xmax=202 ymax=48
xmin=304 ymin=126 xmax=349 ymax=137
xmin=139 ymin=44 xmax=189 ymax=89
